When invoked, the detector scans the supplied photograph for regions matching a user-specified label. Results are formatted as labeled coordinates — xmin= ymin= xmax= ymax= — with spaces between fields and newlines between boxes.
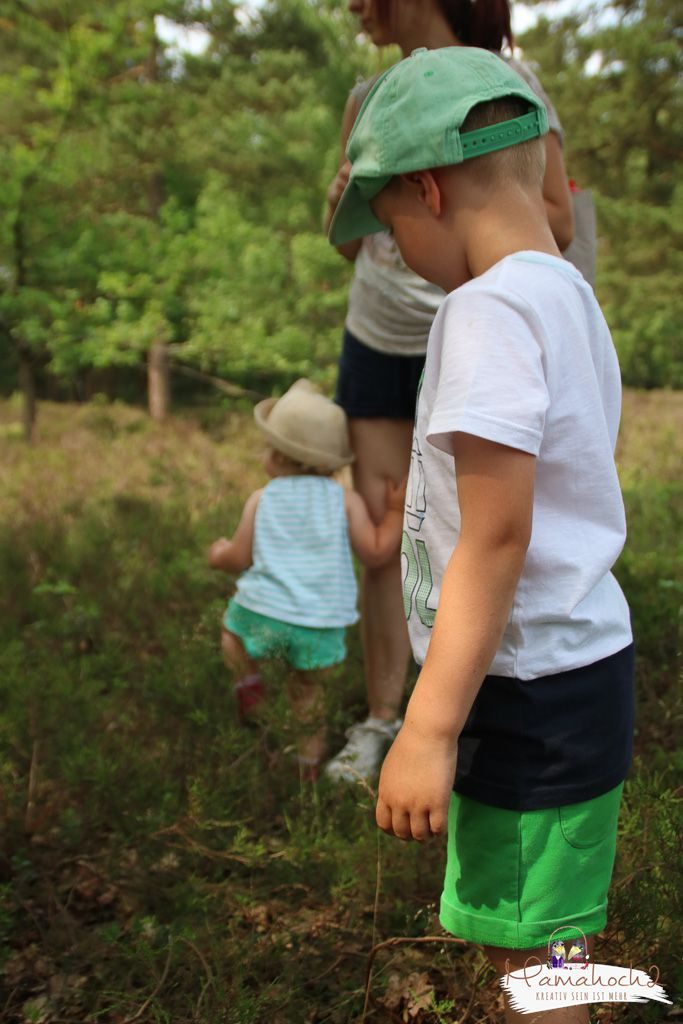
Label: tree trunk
xmin=19 ymin=346 xmax=37 ymax=442
xmin=147 ymin=342 xmax=171 ymax=421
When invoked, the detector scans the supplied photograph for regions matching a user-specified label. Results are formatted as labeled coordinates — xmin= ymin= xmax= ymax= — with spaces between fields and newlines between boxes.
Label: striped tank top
xmin=234 ymin=476 xmax=358 ymax=628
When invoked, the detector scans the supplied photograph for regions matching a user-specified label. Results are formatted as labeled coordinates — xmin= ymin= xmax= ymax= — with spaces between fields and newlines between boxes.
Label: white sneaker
xmin=324 ymin=716 xmax=402 ymax=783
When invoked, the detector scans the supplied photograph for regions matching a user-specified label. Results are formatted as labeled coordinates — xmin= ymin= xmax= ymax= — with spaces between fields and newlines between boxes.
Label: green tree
xmin=2 ymin=0 xmax=678 ymax=413
xmin=0 ymin=1 xmax=215 ymax=431
xmin=0 ymin=1 xmax=82 ymax=437
xmin=173 ymin=0 xmax=368 ymax=391
xmin=518 ymin=0 xmax=682 ymax=386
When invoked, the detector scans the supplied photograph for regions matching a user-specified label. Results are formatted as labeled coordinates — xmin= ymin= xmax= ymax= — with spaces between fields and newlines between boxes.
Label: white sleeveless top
xmin=345 ymin=56 xmax=564 ymax=356
xmin=234 ymin=476 xmax=359 ymax=629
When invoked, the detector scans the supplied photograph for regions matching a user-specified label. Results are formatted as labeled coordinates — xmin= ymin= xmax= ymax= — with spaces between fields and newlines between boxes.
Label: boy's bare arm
xmin=207 ymin=489 xmax=263 ymax=573
xmin=345 ymin=479 xmax=406 ymax=568
xmin=376 ymin=435 xmax=535 ymax=842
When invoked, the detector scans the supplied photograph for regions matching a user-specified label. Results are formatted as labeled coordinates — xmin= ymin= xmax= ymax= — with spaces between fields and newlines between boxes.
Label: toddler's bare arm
xmin=345 ymin=478 xmax=406 ymax=568
xmin=376 ymin=435 xmax=535 ymax=842
xmin=207 ymin=489 xmax=263 ymax=573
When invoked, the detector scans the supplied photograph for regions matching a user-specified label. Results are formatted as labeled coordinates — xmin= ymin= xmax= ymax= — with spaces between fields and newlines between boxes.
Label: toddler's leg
xmin=287 ymin=669 xmax=329 ymax=780
xmin=485 ymin=943 xmax=593 ymax=1024
xmin=221 ymin=628 xmax=265 ymax=720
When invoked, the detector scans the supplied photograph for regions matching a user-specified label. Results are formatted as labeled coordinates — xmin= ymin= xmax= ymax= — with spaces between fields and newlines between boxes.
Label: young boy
xmin=329 ymin=48 xmax=634 ymax=1022
xmin=208 ymin=379 xmax=405 ymax=780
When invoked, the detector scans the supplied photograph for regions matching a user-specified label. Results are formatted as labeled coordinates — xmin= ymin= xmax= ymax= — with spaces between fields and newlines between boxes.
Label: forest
xmin=0 ymin=1 xmax=681 ymax=1022
xmin=1 ymin=0 xmax=681 ymax=433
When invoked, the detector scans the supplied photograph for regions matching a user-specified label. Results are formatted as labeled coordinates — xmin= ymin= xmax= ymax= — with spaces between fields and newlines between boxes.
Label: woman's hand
xmin=326 ymin=159 xmax=352 ymax=212
xmin=324 ymin=93 xmax=362 ymax=259
xmin=376 ymin=719 xmax=457 ymax=842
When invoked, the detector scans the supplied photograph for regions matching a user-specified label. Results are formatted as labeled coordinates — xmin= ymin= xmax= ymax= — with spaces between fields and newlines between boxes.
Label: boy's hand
xmin=376 ymin=720 xmax=457 ymax=842
xmin=385 ymin=476 xmax=407 ymax=513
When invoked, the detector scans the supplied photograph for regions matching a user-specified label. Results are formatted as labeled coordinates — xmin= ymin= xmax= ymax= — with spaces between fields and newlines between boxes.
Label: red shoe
xmin=234 ymin=674 xmax=265 ymax=722
xmin=296 ymin=756 xmax=321 ymax=783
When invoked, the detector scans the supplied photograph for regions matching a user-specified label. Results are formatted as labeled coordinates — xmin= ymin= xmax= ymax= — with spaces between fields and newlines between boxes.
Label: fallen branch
xmin=169 ymin=362 xmax=265 ymax=401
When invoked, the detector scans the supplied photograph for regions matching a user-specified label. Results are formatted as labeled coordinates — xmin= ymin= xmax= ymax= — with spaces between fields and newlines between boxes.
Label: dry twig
xmin=120 ymin=940 xmax=174 ymax=1024
xmin=181 ymin=937 xmax=215 ymax=1019
xmin=24 ymin=737 xmax=40 ymax=834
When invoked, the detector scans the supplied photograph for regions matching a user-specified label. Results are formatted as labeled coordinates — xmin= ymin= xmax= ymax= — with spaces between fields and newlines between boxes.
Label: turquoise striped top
xmin=234 ymin=476 xmax=359 ymax=628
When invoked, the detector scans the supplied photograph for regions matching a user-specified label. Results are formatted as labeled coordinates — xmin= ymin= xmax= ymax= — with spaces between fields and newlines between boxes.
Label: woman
xmin=324 ymin=0 xmax=574 ymax=783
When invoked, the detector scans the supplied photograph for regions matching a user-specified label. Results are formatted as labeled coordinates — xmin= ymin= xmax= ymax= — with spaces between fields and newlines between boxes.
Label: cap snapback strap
xmin=460 ymin=109 xmax=548 ymax=161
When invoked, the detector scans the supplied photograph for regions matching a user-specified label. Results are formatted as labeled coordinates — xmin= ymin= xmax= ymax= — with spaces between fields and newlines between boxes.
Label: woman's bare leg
xmin=349 ymin=417 xmax=413 ymax=721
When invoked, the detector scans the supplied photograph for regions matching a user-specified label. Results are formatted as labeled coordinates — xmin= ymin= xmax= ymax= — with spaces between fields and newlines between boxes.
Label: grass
xmin=0 ymin=391 xmax=681 ymax=1023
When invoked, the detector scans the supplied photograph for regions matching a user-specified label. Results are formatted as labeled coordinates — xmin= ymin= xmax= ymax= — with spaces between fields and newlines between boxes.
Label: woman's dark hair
xmin=439 ymin=0 xmax=513 ymax=51
xmin=374 ymin=0 xmax=513 ymax=52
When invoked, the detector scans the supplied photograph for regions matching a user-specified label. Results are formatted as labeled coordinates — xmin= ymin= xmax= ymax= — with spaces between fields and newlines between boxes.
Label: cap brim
xmin=328 ymin=177 xmax=390 ymax=247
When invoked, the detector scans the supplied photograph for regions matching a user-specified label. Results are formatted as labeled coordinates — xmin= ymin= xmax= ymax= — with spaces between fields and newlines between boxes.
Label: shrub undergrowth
xmin=0 ymin=395 xmax=680 ymax=1022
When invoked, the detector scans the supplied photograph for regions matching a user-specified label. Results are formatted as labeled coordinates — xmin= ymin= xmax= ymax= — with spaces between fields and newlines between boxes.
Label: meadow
xmin=0 ymin=391 xmax=680 ymax=1023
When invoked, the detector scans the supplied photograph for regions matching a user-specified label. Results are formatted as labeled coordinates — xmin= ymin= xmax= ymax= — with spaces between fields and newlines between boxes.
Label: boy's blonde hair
xmin=460 ymin=98 xmax=546 ymax=188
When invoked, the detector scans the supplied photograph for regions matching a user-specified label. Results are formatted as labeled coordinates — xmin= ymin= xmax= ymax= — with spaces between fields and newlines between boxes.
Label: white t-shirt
xmin=345 ymin=56 xmax=564 ymax=356
xmin=403 ymin=252 xmax=632 ymax=679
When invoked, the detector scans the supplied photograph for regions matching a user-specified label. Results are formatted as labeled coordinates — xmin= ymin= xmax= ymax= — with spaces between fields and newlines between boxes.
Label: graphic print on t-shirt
xmin=405 ymin=430 xmax=426 ymax=532
xmin=402 ymin=374 xmax=437 ymax=627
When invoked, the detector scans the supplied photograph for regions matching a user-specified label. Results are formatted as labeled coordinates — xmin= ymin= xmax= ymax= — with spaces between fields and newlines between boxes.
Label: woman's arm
xmin=508 ymin=59 xmax=574 ymax=250
xmin=543 ymin=131 xmax=574 ymax=251
xmin=324 ymin=92 xmax=363 ymax=262
xmin=208 ymin=489 xmax=263 ymax=574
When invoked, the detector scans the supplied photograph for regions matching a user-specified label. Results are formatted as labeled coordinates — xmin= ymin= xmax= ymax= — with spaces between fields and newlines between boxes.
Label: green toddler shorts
xmin=440 ymin=783 xmax=623 ymax=950
xmin=224 ymin=599 xmax=346 ymax=671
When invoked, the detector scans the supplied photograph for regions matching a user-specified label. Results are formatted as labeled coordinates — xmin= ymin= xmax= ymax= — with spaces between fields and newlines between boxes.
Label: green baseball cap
xmin=328 ymin=46 xmax=549 ymax=247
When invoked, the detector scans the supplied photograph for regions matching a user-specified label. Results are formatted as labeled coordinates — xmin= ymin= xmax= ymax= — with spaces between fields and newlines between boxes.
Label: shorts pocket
xmin=558 ymin=785 xmax=622 ymax=850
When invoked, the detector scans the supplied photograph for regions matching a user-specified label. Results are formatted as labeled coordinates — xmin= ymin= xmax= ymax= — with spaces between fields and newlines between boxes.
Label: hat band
xmin=460 ymin=109 xmax=547 ymax=160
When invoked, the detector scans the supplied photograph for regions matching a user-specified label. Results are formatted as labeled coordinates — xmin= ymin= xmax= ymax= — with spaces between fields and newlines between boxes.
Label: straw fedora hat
xmin=254 ymin=379 xmax=354 ymax=471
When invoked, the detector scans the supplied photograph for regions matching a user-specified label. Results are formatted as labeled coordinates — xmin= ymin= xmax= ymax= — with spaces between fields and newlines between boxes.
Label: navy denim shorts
xmin=335 ymin=328 xmax=425 ymax=420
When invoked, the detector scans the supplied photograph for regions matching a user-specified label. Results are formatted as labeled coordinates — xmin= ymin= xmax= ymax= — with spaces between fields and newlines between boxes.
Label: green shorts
xmin=224 ymin=600 xmax=346 ymax=672
xmin=440 ymin=783 xmax=623 ymax=950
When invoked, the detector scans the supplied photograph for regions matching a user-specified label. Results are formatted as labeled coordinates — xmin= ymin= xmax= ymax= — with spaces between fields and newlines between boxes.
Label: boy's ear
xmin=399 ymin=170 xmax=442 ymax=217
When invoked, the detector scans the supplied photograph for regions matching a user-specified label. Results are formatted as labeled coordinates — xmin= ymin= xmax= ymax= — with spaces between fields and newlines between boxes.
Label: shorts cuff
xmin=439 ymin=896 xmax=607 ymax=950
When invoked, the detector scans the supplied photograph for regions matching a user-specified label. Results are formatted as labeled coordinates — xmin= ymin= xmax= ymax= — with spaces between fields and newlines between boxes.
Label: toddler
xmin=208 ymin=379 xmax=404 ymax=780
